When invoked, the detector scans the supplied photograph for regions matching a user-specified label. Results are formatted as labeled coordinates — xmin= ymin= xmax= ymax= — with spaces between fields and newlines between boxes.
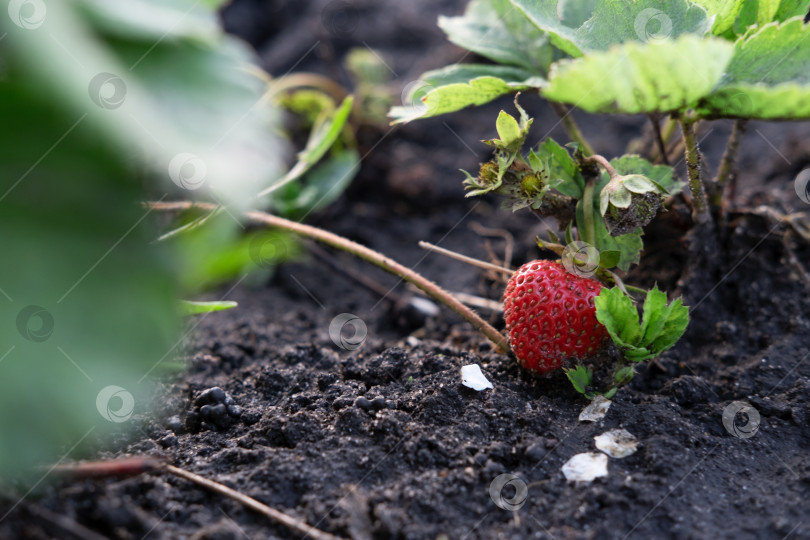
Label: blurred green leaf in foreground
xmin=0 ymin=0 xmax=281 ymax=482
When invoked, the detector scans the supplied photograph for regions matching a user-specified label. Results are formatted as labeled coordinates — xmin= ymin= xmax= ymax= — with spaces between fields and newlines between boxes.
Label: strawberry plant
xmin=389 ymin=0 xmax=810 ymax=397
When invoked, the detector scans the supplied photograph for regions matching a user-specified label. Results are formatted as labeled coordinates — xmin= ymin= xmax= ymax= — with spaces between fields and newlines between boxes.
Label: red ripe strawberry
xmin=503 ymin=260 xmax=607 ymax=373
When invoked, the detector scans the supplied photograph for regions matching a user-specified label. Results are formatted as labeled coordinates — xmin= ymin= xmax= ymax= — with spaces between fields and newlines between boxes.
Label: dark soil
xmin=3 ymin=1 xmax=810 ymax=539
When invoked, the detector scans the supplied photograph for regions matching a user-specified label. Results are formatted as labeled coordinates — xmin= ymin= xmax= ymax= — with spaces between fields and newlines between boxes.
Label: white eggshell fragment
xmin=579 ymin=395 xmax=612 ymax=422
xmin=594 ymin=428 xmax=639 ymax=459
xmin=561 ymin=452 xmax=608 ymax=483
xmin=460 ymin=364 xmax=493 ymax=391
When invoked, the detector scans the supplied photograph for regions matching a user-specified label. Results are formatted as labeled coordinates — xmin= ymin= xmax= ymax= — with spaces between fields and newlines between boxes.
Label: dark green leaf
xmin=564 ymin=365 xmax=593 ymax=394
xmin=599 ymin=250 xmax=621 ymax=269
xmin=594 ymin=287 xmax=641 ymax=347
xmin=534 ymin=138 xmax=585 ymax=198
xmin=700 ymin=19 xmax=810 ymax=119
xmin=649 ymin=298 xmax=690 ymax=355
xmin=438 ymin=0 xmax=554 ymax=73
xmin=512 ymin=0 xmax=712 ymax=57
xmin=690 ymin=0 xmax=745 ymax=34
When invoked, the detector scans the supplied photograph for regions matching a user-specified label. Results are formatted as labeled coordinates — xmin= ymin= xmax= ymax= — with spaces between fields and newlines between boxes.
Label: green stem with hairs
xmin=711 ymin=119 xmax=748 ymax=208
xmin=679 ymin=118 xmax=710 ymax=224
xmin=582 ymin=179 xmax=597 ymax=247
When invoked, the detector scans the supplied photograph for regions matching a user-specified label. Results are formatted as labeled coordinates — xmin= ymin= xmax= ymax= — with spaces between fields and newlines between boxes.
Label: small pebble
xmin=158 ymin=434 xmax=178 ymax=448
xmin=370 ymin=396 xmax=387 ymax=410
xmin=354 ymin=396 xmax=372 ymax=410
xmin=166 ymin=416 xmax=183 ymax=433
xmin=195 ymin=386 xmax=226 ymax=406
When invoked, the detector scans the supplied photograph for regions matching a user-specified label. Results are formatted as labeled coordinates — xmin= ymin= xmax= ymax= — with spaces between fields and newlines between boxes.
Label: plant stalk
xmin=584 ymin=154 xmax=618 ymax=178
xmin=146 ymin=201 xmax=510 ymax=352
xmin=711 ymin=119 xmax=748 ymax=208
xmin=550 ymin=101 xmax=595 ymax=156
xmin=649 ymin=114 xmax=670 ymax=166
xmin=679 ymin=118 xmax=710 ymax=224
xmin=582 ymin=179 xmax=597 ymax=247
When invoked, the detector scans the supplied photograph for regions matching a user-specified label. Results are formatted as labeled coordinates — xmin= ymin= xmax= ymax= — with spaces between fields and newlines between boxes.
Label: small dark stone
xmin=370 ymin=396 xmax=387 ymax=410
xmin=166 ymin=415 xmax=183 ymax=433
xmin=355 ymin=396 xmax=372 ymax=410
xmin=185 ymin=411 xmax=201 ymax=432
xmin=332 ymin=397 xmax=352 ymax=410
xmin=386 ymin=400 xmax=397 ymax=409
xmin=227 ymin=404 xmax=242 ymax=417
xmin=158 ymin=434 xmax=178 ymax=448
xmin=195 ymin=386 xmax=227 ymax=406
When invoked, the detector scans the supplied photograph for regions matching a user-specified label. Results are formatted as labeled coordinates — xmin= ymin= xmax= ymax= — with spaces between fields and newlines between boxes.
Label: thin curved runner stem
xmin=146 ymin=201 xmax=510 ymax=352
xmin=418 ymin=241 xmax=513 ymax=274
xmin=165 ymin=465 xmax=345 ymax=540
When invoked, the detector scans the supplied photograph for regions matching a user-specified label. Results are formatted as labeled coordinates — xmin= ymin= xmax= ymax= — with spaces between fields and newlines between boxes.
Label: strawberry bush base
xmin=2 ymin=2 xmax=809 ymax=538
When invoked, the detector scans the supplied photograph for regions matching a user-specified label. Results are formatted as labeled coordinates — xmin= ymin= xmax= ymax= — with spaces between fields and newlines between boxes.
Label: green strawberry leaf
xmin=533 ymin=138 xmax=585 ymax=198
xmin=648 ymin=297 xmax=690 ymax=355
xmin=699 ymin=18 xmax=810 ymax=120
xmin=511 ymin=0 xmax=712 ymax=57
xmin=599 ymin=250 xmax=622 ymax=269
xmin=413 ymin=64 xmax=541 ymax=88
xmin=614 ymin=366 xmax=636 ymax=385
xmin=389 ymin=66 xmax=543 ymax=123
xmin=626 ymin=348 xmax=656 ymax=362
xmin=734 ymin=0 xmax=780 ymax=33
xmin=595 ymin=155 xmax=683 ymax=200
xmin=438 ymin=0 xmax=555 ymax=73
xmin=564 ymin=365 xmax=593 ymax=395
xmin=690 ymin=0 xmax=746 ymax=35
xmin=270 ymin=147 xmax=360 ymax=218
xmin=775 ymin=0 xmax=810 ymax=21
xmin=594 ymin=287 xmax=641 ymax=347
xmin=260 ymin=96 xmax=354 ymax=197
xmin=576 ymin=202 xmax=644 ymax=271
xmin=639 ymin=286 xmax=671 ymax=344
xmin=557 ymin=0 xmax=598 ymax=27
xmin=544 ymin=35 xmax=734 ymax=115
xmin=596 ymin=287 xmax=689 ymax=363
